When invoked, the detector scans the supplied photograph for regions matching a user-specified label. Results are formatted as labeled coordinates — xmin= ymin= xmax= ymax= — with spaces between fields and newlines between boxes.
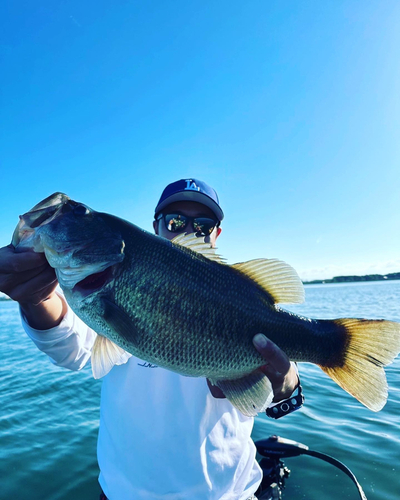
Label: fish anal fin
xmin=212 ymin=370 xmax=274 ymax=417
xmin=92 ymin=334 xmax=132 ymax=379
xmin=232 ymin=258 xmax=305 ymax=304
xmin=172 ymin=233 xmax=226 ymax=264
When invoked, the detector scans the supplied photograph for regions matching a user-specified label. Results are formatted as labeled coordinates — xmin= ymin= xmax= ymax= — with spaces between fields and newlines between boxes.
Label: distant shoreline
xmin=303 ymin=272 xmax=400 ymax=285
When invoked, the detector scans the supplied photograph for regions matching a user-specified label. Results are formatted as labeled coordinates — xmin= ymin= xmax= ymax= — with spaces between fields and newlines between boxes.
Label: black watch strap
xmin=266 ymin=384 xmax=304 ymax=419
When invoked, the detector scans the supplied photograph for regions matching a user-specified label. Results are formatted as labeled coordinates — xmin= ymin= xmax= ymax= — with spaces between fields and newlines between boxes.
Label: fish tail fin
xmin=320 ymin=319 xmax=400 ymax=411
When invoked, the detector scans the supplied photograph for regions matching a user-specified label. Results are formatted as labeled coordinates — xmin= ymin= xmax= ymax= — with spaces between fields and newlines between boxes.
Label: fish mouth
xmin=73 ymin=266 xmax=114 ymax=296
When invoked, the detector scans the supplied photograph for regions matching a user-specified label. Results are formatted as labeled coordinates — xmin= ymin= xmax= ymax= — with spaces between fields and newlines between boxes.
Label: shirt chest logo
xmin=137 ymin=361 xmax=158 ymax=368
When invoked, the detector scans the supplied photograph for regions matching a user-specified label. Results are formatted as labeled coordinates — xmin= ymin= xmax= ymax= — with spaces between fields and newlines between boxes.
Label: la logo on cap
xmin=185 ymin=180 xmax=200 ymax=192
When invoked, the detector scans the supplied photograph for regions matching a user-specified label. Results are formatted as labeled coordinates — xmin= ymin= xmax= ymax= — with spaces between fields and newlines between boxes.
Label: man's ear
xmin=209 ymin=226 xmax=222 ymax=248
xmin=153 ymin=220 xmax=159 ymax=235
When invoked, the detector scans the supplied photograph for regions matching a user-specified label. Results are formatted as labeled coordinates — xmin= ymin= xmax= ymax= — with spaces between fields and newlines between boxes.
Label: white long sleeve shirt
xmin=21 ymin=292 xmax=262 ymax=500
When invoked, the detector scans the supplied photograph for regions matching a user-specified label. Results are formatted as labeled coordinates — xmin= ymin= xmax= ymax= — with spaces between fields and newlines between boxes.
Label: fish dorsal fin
xmin=232 ymin=258 xmax=305 ymax=304
xmin=92 ymin=334 xmax=132 ymax=379
xmin=172 ymin=233 xmax=226 ymax=264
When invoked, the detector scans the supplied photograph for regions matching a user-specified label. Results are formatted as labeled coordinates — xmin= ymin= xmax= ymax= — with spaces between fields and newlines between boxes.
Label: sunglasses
xmin=156 ymin=213 xmax=219 ymax=236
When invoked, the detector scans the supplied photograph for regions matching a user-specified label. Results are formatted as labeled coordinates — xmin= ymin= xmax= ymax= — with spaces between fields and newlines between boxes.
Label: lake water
xmin=1 ymin=281 xmax=400 ymax=500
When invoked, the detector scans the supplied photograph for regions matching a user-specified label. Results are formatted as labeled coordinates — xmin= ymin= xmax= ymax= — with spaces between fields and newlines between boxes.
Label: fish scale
xmin=12 ymin=192 xmax=400 ymax=417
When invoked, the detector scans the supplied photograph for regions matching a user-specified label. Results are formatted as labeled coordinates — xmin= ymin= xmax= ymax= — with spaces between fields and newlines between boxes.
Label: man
xmin=0 ymin=178 xmax=300 ymax=499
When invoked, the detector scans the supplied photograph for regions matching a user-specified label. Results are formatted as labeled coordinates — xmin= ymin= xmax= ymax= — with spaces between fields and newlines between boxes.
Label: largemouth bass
xmin=12 ymin=193 xmax=400 ymax=416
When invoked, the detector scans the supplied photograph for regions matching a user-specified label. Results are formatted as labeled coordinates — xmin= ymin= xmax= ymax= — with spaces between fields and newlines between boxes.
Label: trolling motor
xmin=255 ymin=436 xmax=367 ymax=500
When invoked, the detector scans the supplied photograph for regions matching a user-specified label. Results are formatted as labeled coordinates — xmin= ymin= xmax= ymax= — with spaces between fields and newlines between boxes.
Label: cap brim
xmin=155 ymin=191 xmax=224 ymax=221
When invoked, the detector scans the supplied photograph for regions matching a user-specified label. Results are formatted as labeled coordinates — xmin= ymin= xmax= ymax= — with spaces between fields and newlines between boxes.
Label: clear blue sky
xmin=1 ymin=0 xmax=399 ymax=281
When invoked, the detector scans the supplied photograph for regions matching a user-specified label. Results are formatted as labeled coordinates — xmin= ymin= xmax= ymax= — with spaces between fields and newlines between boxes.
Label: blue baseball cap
xmin=154 ymin=178 xmax=224 ymax=221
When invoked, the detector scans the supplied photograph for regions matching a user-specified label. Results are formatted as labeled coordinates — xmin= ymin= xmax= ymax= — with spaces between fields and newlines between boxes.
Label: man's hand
xmin=207 ymin=333 xmax=299 ymax=402
xmin=0 ymin=245 xmax=65 ymax=329
xmin=0 ymin=245 xmax=57 ymax=304
xmin=253 ymin=333 xmax=298 ymax=402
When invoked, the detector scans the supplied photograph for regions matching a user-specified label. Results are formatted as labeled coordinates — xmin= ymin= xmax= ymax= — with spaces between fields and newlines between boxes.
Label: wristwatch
xmin=266 ymin=383 xmax=304 ymax=419
xmin=266 ymin=364 xmax=304 ymax=419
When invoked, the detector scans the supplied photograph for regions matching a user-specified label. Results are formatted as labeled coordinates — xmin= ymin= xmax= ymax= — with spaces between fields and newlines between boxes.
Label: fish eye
xmin=73 ymin=204 xmax=90 ymax=216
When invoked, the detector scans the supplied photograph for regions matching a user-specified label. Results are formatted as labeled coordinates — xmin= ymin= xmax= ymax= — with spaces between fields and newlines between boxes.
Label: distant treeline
xmin=304 ymin=272 xmax=400 ymax=285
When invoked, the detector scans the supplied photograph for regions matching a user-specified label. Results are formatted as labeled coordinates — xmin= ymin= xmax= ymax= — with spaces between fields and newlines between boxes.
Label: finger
xmin=253 ymin=334 xmax=291 ymax=375
xmin=8 ymin=267 xmax=58 ymax=304
xmin=29 ymin=281 xmax=59 ymax=305
xmin=14 ymin=280 xmax=58 ymax=306
xmin=0 ymin=245 xmax=47 ymax=273
xmin=0 ymin=263 xmax=50 ymax=296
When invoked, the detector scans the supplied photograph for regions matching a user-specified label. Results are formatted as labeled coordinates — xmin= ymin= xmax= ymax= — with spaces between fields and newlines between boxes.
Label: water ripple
xmin=1 ymin=282 xmax=400 ymax=499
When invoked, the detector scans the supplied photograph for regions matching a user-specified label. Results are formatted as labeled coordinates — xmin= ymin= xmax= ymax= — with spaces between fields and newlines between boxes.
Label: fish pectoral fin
xmin=101 ymin=298 xmax=140 ymax=345
xmin=92 ymin=335 xmax=132 ymax=379
xmin=91 ymin=298 xmax=138 ymax=379
xmin=231 ymin=259 xmax=305 ymax=304
xmin=212 ymin=370 xmax=274 ymax=417
xmin=172 ymin=233 xmax=226 ymax=264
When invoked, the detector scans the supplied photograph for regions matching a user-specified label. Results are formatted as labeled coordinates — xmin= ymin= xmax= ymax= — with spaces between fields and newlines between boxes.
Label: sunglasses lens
xmin=164 ymin=214 xmax=188 ymax=232
xmin=162 ymin=214 xmax=217 ymax=236
xmin=193 ymin=218 xmax=216 ymax=236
